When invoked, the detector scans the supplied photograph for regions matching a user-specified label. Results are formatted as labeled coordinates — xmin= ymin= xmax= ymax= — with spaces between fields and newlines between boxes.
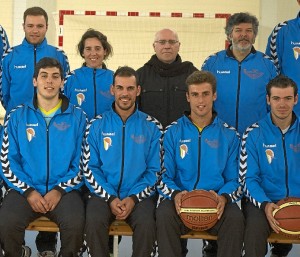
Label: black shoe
xmin=202 ymin=240 xmax=217 ymax=257
xmin=270 ymin=243 xmax=292 ymax=257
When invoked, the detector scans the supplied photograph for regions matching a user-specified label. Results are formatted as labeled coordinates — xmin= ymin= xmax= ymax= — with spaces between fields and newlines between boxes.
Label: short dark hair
xmin=225 ymin=12 xmax=259 ymax=42
xmin=113 ymin=66 xmax=139 ymax=85
xmin=33 ymin=57 xmax=64 ymax=80
xmin=77 ymin=28 xmax=113 ymax=60
xmin=266 ymin=75 xmax=298 ymax=97
xmin=23 ymin=7 xmax=48 ymax=25
xmin=186 ymin=70 xmax=217 ymax=93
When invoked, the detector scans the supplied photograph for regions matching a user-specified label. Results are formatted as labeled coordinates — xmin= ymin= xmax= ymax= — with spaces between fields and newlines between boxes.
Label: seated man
xmin=82 ymin=66 xmax=162 ymax=256
xmin=0 ymin=57 xmax=86 ymax=257
xmin=241 ymin=75 xmax=300 ymax=257
xmin=156 ymin=70 xmax=244 ymax=257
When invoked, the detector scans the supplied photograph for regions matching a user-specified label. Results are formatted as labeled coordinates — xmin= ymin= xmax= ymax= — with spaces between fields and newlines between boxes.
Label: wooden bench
xmin=26 ymin=217 xmax=300 ymax=257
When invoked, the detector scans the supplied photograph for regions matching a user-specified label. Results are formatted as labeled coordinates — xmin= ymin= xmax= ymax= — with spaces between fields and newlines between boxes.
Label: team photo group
xmin=0 ymin=1 xmax=300 ymax=257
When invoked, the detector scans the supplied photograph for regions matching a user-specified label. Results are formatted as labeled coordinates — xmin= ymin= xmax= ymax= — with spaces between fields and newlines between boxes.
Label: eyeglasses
xmin=154 ymin=40 xmax=179 ymax=45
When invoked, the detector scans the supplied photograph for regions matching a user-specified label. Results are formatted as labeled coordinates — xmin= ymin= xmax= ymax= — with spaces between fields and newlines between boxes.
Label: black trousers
xmin=0 ymin=189 xmax=85 ymax=257
xmin=243 ymin=201 xmax=292 ymax=257
xmin=85 ymin=194 xmax=157 ymax=257
xmin=156 ymin=199 xmax=244 ymax=257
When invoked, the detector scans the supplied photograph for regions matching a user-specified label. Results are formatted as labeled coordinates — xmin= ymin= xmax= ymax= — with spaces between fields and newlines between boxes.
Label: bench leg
xmin=113 ymin=235 xmax=119 ymax=257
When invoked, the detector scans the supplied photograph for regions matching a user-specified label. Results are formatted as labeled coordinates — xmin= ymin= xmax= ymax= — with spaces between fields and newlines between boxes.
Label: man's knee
xmin=156 ymin=199 xmax=176 ymax=223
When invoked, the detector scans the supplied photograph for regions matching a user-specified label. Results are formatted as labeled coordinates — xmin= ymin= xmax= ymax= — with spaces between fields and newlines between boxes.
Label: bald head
xmin=153 ymin=28 xmax=181 ymax=64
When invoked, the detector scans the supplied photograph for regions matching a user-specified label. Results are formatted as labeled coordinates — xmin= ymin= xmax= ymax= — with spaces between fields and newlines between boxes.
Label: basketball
xmin=272 ymin=197 xmax=300 ymax=238
xmin=179 ymin=190 xmax=218 ymax=231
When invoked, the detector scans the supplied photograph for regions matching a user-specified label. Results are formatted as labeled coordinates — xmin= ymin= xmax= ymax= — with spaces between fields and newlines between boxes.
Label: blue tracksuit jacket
xmin=64 ymin=66 xmax=114 ymax=120
xmin=266 ymin=12 xmax=300 ymax=115
xmin=202 ymin=47 xmax=277 ymax=134
xmin=82 ymin=105 xmax=163 ymax=203
xmin=0 ymin=95 xmax=87 ymax=196
xmin=0 ymin=38 xmax=69 ymax=113
xmin=240 ymin=113 xmax=300 ymax=208
xmin=158 ymin=113 xmax=241 ymax=202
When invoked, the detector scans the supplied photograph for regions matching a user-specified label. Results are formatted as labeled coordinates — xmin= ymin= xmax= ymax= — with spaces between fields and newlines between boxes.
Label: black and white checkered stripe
xmin=239 ymin=123 xmax=261 ymax=207
xmin=0 ymin=25 xmax=9 ymax=57
xmin=222 ymin=122 xmax=244 ymax=202
xmin=0 ymin=47 xmax=13 ymax=108
xmin=156 ymin=121 xmax=177 ymax=201
xmin=81 ymin=115 xmax=111 ymax=201
xmin=0 ymin=105 xmax=31 ymax=192
xmin=268 ymin=21 xmax=288 ymax=70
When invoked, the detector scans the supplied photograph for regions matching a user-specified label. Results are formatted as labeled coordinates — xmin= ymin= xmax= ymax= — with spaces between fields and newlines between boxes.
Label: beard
xmin=231 ymin=38 xmax=254 ymax=52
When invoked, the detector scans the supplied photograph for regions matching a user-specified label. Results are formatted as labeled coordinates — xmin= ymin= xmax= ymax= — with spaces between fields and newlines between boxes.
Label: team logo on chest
xmin=76 ymin=93 xmax=85 ymax=106
xmin=265 ymin=149 xmax=274 ymax=164
xmin=293 ymin=47 xmax=300 ymax=60
xmin=26 ymin=128 xmax=35 ymax=142
xmin=180 ymin=144 xmax=188 ymax=159
xmin=103 ymin=137 xmax=112 ymax=151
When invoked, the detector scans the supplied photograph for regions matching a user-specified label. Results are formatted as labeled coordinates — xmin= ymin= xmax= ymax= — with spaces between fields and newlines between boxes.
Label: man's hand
xmin=44 ymin=189 xmax=62 ymax=212
xmin=116 ymin=197 xmax=135 ymax=220
xmin=27 ymin=190 xmax=49 ymax=213
xmin=174 ymin=190 xmax=188 ymax=215
xmin=110 ymin=198 xmax=124 ymax=217
xmin=265 ymin=202 xmax=280 ymax=233
xmin=209 ymin=190 xmax=227 ymax=219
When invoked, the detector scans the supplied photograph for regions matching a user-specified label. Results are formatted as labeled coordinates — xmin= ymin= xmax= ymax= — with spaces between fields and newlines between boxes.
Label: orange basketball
xmin=179 ymin=190 xmax=218 ymax=231
xmin=273 ymin=197 xmax=300 ymax=238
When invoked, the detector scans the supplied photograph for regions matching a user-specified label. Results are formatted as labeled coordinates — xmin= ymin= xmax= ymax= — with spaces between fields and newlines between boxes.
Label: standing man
xmin=82 ymin=66 xmax=162 ymax=256
xmin=137 ymin=28 xmax=198 ymax=128
xmin=0 ymin=6 xmax=69 ymax=114
xmin=240 ymin=75 xmax=299 ymax=257
xmin=266 ymin=0 xmax=300 ymax=116
xmin=0 ymin=57 xmax=86 ymax=257
xmin=156 ymin=70 xmax=244 ymax=257
xmin=0 ymin=24 xmax=10 ymax=58
xmin=202 ymin=12 xmax=277 ymax=135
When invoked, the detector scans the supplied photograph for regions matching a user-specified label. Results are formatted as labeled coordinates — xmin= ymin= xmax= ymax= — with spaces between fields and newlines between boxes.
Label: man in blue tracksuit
xmin=0 ymin=57 xmax=86 ymax=257
xmin=266 ymin=0 xmax=300 ymax=117
xmin=0 ymin=24 xmax=9 ymax=58
xmin=240 ymin=75 xmax=300 ymax=257
xmin=202 ymin=12 xmax=277 ymax=136
xmin=82 ymin=66 xmax=162 ymax=257
xmin=156 ymin=70 xmax=244 ymax=257
xmin=0 ymin=7 xmax=69 ymax=115
xmin=64 ymin=29 xmax=114 ymax=120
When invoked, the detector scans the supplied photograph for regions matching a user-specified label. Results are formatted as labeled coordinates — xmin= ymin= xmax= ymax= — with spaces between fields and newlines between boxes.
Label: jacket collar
xmin=32 ymin=93 xmax=70 ymax=113
xmin=111 ymin=102 xmax=138 ymax=122
xmin=22 ymin=38 xmax=48 ymax=49
xmin=268 ymin=111 xmax=298 ymax=131
xmin=183 ymin=110 xmax=218 ymax=127
xmin=226 ymin=45 xmax=256 ymax=59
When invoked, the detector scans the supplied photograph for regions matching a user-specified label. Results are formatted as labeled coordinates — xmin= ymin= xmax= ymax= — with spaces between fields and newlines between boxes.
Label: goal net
xmin=57 ymin=11 xmax=229 ymax=71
